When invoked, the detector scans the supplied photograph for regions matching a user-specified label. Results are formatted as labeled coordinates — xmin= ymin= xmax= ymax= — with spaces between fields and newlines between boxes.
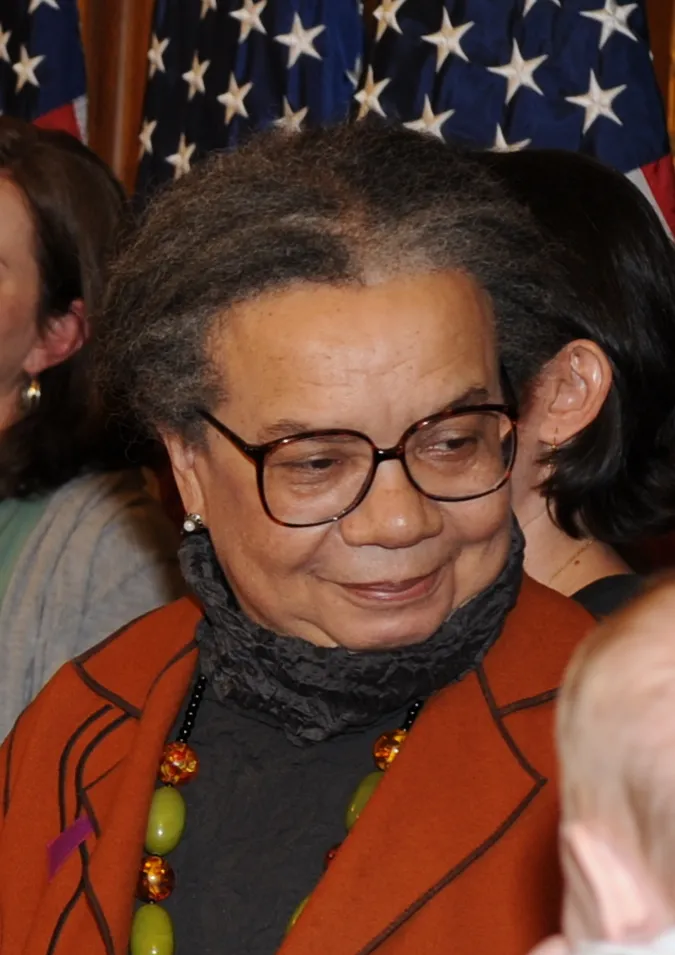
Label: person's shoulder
xmin=1 ymin=597 xmax=200 ymax=821
xmin=75 ymin=595 xmax=201 ymax=676
xmin=520 ymin=572 xmax=594 ymax=623
xmin=48 ymin=468 xmax=180 ymax=567
xmin=49 ymin=468 xmax=168 ymax=519
xmin=510 ymin=572 xmax=594 ymax=647
xmin=8 ymin=596 xmax=201 ymax=740
xmin=483 ymin=573 xmax=594 ymax=707
xmin=573 ymin=573 xmax=642 ymax=619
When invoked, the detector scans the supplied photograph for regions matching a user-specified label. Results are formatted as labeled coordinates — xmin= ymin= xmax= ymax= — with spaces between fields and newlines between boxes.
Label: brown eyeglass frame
xmin=196 ymin=404 xmax=519 ymax=528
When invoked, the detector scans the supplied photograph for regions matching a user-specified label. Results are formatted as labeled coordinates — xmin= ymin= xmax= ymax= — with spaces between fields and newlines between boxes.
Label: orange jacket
xmin=0 ymin=576 xmax=591 ymax=955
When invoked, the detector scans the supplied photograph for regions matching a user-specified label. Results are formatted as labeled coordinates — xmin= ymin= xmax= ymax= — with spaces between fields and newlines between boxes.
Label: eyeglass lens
xmin=261 ymin=410 xmax=515 ymax=526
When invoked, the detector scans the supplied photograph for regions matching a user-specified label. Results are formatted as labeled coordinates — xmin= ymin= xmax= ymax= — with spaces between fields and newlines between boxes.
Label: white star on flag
xmin=147 ymin=35 xmax=169 ymax=79
xmin=492 ymin=124 xmax=532 ymax=152
xmin=580 ymin=0 xmax=637 ymax=49
xmin=275 ymin=97 xmax=308 ymax=133
xmin=200 ymin=0 xmax=218 ymax=18
xmin=373 ymin=0 xmax=407 ymax=42
xmin=566 ymin=69 xmax=626 ymax=133
xmin=523 ymin=0 xmax=560 ymax=14
xmin=166 ymin=135 xmax=196 ymax=180
xmin=0 ymin=26 xmax=11 ymax=64
xmin=488 ymin=40 xmax=547 ymax=104
xmin=354 ymin=66 xmax=390 ymax=120
xmin=182 ymin=55 xmax=210 ymax=100
xmin=274 ymin=14 xmax=325 ymax=68
xmin=422 ymin=9 xmax=473 ymax=71
xmin=346 ymin=55 xmax=362 ymax=89
xmin=231 ymin=0 xmax=267 ymax=41
xmin=217 ymin=74 xmax=253 ymax=124
xmin=13 ymin=46 xmax=44 ymax=92
xmin=404 ymin=95 xmax=454 ymax=140
xmin=138 ymin=119 xmax=157 ymax=159
xmin=28 ymin=0 xmax=59 ymax=12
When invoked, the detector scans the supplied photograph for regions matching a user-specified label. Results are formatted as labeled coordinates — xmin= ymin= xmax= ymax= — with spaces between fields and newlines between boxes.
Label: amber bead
xmin=158 ymin=741 xmax=199 ymax=786
xmin=137 ymin=855 xmax=176 ymax=903
xmin=372 ymin=728 xmax=407 ymax=770
xmin=323 ymin=843 xmax=341 ymax=868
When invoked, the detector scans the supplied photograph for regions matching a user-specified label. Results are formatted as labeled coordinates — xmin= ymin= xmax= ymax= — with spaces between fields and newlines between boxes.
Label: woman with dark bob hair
xmin=481 ymin=148 xmax=675 ymax=616
xmin=0 ymin=118 xmax=184 ymax=738
xmin=0 ymin=124 xmax=592 ymax=955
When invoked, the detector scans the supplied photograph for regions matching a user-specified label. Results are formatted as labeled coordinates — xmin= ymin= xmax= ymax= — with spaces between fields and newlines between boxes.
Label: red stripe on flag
xmin=34 ymin=103 xmax=81 ymax=140
xmin=641 ymin=155 xmax=675 ymax=236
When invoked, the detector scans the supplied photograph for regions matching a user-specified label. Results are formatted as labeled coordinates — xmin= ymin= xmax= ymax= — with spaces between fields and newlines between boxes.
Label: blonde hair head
xmin=557 ymin=574 xmax=675 ymax=903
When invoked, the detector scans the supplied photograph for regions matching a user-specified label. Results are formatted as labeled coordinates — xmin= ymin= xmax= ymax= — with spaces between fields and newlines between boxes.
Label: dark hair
xmin=98 ymin=122 xmax=588 ymax=455
xmin=480 ymin=148 xmax=675 ymax=544
xmin=0 ymin=117 xmax=137 ymax=499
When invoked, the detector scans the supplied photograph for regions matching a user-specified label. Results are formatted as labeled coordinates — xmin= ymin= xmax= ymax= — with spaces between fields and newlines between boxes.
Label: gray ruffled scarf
xmin=178 ymin=522 xmax=524 ymax=744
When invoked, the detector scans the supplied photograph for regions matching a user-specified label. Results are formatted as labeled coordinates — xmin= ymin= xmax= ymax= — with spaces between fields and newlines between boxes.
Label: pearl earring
xmin=182 ymin=513 xmax=205 ymax=534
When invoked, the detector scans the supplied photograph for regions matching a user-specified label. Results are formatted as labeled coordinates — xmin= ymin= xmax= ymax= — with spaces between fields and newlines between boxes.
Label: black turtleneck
xmin=162 ymin=526 xmax=524 ymax=954
xmin=166 ymin=683 xmax=412 ymax=954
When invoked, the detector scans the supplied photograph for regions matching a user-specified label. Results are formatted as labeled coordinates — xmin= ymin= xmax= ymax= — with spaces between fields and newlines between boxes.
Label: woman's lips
xmin=337 ymin=568 xmax=443 ymax=604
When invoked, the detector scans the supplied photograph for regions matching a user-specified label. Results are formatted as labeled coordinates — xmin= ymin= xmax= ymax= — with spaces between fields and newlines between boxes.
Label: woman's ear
xmin=537 ymin=340 xmax=612 ymax=447
xmin=23 ymin=298 xmax=88 ymax=377
xmin=162 ymin=431 xmax=208 ymax=522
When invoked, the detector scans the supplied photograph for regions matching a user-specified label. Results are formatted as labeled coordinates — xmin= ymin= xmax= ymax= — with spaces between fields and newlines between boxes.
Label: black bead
xmin=402 ymin=699 xmax=424 ymax=731
xmin=177 ymin=676 xmax=208 ymax=742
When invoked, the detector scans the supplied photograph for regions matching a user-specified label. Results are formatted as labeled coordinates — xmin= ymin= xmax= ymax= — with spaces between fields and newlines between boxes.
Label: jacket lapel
xmin=22 ymin=600 xmax=200 ymax=955
xmin=279 ymin=577 xmax=593 ymax=955
xmin=279 ymin=662 xmax=545 ymax=955
xmin=63 ymin=642 xmax=197 ymax=955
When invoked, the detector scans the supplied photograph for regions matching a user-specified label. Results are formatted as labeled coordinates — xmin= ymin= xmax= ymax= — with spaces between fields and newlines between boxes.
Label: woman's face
xmin=172 ymin=271 xmax=513 ymax=651
xmin=0 ymin=177 xmax=41 ymax=426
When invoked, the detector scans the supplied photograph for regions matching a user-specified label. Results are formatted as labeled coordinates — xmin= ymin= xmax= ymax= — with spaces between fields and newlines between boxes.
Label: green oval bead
xmin=345 ymin=771 xmax=383 ymax=831
xmin=286 ymin=895 xmax=310 ymax=934
xmin=130 ymin=903 xmax=174 ymax=955
xmin=145 ymin=786 xmax=186 ymax=855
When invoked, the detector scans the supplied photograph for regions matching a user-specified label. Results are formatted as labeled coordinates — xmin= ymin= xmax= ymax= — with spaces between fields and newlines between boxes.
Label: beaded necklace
xmin=129 ymin=676 xmax=424 ymax=955
xmin=286 ymin=696 xmax=425 ymax=932
xmin=130 ymin=675 xmax=207 ymax=955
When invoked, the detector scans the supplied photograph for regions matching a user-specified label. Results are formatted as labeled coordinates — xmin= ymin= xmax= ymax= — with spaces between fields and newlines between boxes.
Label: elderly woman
xmin=481 ymin=149 xmax=675 ymax=616
xmin=0 ymin=118 xmax=184 ymax=738
xmin=0 ymin=126 xmax=591 ymax=955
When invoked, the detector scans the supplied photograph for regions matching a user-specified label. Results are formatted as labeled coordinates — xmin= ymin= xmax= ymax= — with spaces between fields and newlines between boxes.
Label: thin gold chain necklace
xmin=549 ymin=539 xmax=594 ymax=585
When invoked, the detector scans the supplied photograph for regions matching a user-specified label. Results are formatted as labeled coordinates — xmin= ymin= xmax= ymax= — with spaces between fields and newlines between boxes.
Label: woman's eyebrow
xmin=257 ymin=419 xmax=318 ymax=442
xmin=444 ymin=385 xmax=492 ymax=411
xmin=255 ymin=386 xmax=492 ymax=443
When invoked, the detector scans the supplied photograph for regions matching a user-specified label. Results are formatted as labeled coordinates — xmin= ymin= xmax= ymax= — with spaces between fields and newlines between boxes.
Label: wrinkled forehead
xmin=208 ymin=271 xmax=500 ymax=438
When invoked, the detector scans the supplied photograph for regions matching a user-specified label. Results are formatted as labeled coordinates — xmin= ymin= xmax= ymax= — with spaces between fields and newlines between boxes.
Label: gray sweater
xmin=0 ymin=470 xmax=186 ymax=740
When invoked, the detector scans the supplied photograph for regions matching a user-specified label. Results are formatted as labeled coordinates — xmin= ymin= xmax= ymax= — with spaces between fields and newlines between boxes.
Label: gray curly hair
xmin=96 ymin=122 xmax=577 ymax=440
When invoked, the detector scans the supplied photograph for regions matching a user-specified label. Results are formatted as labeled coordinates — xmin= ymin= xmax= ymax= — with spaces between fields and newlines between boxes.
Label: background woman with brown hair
xmin=0 ymin=117 xmax=184 ymax=739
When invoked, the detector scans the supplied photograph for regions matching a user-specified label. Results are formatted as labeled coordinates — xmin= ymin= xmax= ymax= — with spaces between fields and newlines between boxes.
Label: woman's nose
xmin=338 ymin=459 xmax=443 ymax=549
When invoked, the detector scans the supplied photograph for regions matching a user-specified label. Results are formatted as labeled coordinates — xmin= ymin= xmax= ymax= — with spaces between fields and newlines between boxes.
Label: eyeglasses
xmin=197 ymin=404 xmax=518 ymax=528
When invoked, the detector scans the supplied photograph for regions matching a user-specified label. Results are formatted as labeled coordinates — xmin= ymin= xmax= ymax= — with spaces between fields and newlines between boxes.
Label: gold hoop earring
xmin=20 ymin=376 xmax=41 ymax=414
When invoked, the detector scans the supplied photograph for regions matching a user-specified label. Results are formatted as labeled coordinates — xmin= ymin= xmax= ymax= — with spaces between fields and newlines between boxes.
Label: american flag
xmin=0 ymin=0 xmax=86 ymax=139
xmin=137 ymin=0 xmax=675 ymax=236
xmin=137 ymin=0 xmax=364 ymax=195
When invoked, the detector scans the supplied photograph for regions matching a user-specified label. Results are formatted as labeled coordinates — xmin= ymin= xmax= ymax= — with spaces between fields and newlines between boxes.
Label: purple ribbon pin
xmin=48 ymin=815 xmax=95 ymax=880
